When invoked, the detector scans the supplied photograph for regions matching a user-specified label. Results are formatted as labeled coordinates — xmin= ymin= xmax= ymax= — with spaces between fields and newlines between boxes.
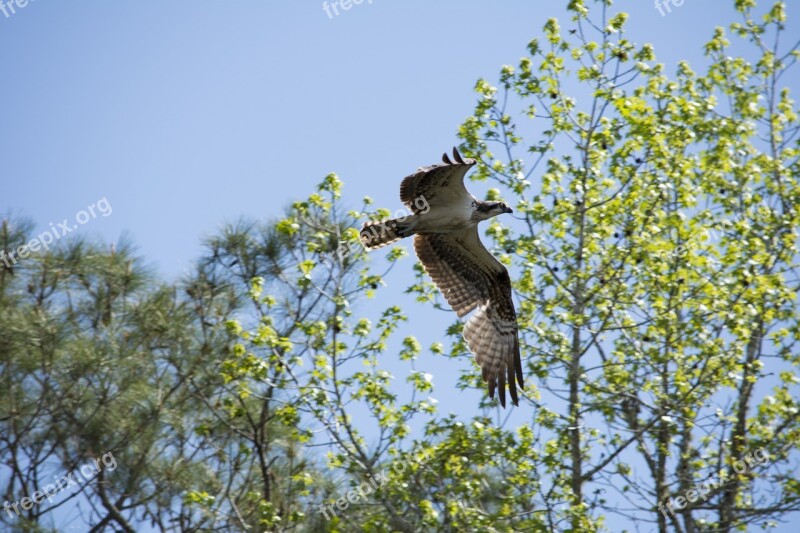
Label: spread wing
xmin=413 ymin=227 xmax=524 ymax=407
xmin=400 ymin=147 xmax=475 ymax=213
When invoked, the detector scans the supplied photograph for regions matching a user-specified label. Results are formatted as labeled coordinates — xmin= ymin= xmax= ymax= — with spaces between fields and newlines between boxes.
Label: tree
xmin=450 ymin=0 xmax=800 ymax=530
xmin=217 ymin=3 xmax=800 ymax=530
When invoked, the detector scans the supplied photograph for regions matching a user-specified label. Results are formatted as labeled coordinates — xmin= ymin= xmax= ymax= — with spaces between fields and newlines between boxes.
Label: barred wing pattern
xmin=414 ymin=227 xmax=524 ymax=407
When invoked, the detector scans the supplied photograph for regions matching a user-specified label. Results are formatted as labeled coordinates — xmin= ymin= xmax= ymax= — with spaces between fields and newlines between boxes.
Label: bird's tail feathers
xmin=360 ymin=217 xmax=416 ymax=250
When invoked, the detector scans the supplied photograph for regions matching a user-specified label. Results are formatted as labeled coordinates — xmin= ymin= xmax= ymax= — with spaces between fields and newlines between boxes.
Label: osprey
xmin=360 ymin=147 xmax=524 ymax=407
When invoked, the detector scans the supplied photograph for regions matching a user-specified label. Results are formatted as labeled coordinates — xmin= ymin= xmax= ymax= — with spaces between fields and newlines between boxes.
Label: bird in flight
xmin=360 ymin=147 xmax=524 ymax=407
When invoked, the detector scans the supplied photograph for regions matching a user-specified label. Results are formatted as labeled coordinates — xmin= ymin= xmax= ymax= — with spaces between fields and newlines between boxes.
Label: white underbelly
xmin=413 ymin=205 xmax=474 ymax=234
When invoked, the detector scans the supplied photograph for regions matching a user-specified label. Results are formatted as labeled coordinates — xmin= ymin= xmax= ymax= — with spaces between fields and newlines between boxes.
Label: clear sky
xmin=3 ymin=1 xmax=798 ymax=531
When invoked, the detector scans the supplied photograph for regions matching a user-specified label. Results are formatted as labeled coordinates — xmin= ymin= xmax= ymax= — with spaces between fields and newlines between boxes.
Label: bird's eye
xmin=500 ymin=203 xmax=506 ymax=209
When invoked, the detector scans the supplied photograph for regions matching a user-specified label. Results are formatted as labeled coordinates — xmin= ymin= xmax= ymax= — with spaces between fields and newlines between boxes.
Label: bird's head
xmin=475 ymin=201 xmax=513 ymax=221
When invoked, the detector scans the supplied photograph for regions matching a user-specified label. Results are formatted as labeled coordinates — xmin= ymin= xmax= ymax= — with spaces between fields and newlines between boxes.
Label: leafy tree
xmin=217 ymin=3 xmax=800 ymax=529
xmin=451 ymin=0 xmax=800 ymax=530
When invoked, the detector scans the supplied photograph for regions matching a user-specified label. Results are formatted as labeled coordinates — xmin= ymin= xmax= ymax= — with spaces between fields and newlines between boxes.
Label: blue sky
xmin=8 ymin=0 xmax=794 ymax=281
xmin=3 ymin=1 xmax=798 ymax=531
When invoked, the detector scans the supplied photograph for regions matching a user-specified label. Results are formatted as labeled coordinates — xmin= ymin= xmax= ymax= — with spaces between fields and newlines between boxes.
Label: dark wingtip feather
xmin=508 ymin=358 xmax=519 ymax=406
xmin=453 ymin=147 xmax=466 ymax=164
xmin=514 ymin=336 xmax=524 ymax=390
xmin=442 ymin=152 xmax=453 ymax=165
xmin=498 ymin=370 xmax=507 ymax=408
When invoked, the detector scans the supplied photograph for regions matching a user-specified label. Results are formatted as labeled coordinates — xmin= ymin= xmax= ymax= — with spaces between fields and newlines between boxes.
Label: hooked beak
xmin=504 ymin=206 xmax=513 ymax=214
